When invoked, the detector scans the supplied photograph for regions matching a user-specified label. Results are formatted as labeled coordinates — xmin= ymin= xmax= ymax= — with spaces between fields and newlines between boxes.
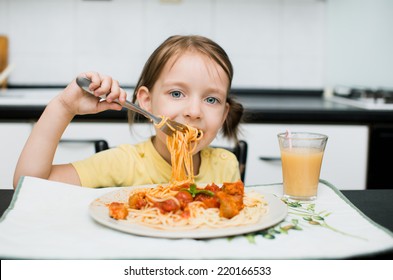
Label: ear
xmin=136 ymin=86 xmax=152 ymax=112
xmin=221 ymin=102 xmax=230 ymax=125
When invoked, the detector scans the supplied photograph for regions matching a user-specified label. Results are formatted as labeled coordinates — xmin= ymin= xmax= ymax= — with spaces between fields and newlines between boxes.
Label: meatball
xmin=108 ymin=202 xmax=129 ymax=220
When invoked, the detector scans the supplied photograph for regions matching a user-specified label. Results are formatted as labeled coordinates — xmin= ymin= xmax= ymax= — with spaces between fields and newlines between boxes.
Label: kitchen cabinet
xmin=0 ymin=122 xmax=33 ymax=189
xmin=54 ymin=122 xmax=154 ymax=164
xmin=239 ymin=124 xmax=368 ymax=190
xmin=367 ymin=125 xmax=393 ymax=189
xmin=0 ymin=120 xmax=369 ymax=190
xmin=0 ymin=122 xmax=154 ymax=189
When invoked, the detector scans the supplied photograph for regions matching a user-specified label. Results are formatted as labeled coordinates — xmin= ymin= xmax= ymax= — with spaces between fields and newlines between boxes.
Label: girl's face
xmin=137 ymin=51 xmax=229 ymax=161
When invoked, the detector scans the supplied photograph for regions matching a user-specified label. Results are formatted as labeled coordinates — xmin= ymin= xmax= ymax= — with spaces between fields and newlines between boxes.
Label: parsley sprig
xmin=182 ymin=184 xmax=214 ymax=198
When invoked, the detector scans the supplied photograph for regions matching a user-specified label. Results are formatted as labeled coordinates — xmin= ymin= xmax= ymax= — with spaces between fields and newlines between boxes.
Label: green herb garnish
xmin=181 ymin=184 xmax=214 ymax=198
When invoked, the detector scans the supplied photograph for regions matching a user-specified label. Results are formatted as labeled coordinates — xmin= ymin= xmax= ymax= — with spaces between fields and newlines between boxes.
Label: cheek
xmin=202 ymin=114 xmax=224 ymax=139
xmin=151 ymin=99 xmax=179 ymax=118
xmin=206 ymin=108 xmax=226 ymax=128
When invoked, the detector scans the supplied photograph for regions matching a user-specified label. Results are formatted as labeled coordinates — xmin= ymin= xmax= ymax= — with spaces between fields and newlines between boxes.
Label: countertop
xmin=2 ymin=88 xmax=393 ymax=124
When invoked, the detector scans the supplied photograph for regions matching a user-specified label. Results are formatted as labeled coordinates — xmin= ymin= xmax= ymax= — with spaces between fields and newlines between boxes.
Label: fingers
xmin=82 ymin=71 xmax=102 ymax=92
xmin=79 ymin=72 xmax=127 ymax=105
xmin=97 ymin=100 xmax=123 ymax=112
xmin=118 ymin=87 xmax=127 ymax=103
xmin=105 ymin=79 xmax=120 ymax=103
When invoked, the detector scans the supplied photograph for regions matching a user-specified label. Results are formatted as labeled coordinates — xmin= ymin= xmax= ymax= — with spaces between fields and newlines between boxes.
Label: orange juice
xmin=281 ymin=147 xmax=324 ymax=199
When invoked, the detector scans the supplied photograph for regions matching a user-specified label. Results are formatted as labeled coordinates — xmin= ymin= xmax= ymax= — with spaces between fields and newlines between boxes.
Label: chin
xmin=195 ymin=139 xmax=210 ymax=153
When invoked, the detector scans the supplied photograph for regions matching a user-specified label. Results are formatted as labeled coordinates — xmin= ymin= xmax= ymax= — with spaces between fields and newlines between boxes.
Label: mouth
xmin=191 ymin=127 xmax=203 ymax=139
xmin=181 ymin=122 xmax=203 ymax=138
xmin=187 ymin=127 xmax=203 ymax=139
xmin=197 ymin=130 xmax=203 ymax=139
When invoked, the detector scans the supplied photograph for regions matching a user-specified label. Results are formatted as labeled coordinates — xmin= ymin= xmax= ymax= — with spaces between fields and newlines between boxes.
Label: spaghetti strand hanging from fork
xmin=155 ymin=116 xmax=203 ymax=185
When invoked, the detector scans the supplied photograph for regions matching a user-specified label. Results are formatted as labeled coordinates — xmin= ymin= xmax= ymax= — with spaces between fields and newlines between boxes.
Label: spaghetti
xmin=109 ymin=182 xmax=268 ymax=230
xmin=107 ymin=116 xmax=269 ymax=230
xmin=156 ymin=116 xmax=203 ymax=184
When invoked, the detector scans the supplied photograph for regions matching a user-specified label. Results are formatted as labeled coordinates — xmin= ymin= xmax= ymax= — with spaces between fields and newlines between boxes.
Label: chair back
xmin=217 ymin=140 xmax=247 ymax=182
xmin=232 ymin=140 xmax=248 ymax=182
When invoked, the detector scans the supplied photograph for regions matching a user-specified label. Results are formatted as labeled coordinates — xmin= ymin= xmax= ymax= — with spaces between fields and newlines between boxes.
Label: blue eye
xmin=170 ymin=90 xmax=183 ymax=98
xmin=205 ymin=96 xmax=219 ymax=104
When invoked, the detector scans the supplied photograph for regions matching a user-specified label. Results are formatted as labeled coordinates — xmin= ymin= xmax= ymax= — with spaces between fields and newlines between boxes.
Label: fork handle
xmin=76 ymin=76 xmax=161 ymax=124
xmin=122 ymin=100 xmax=161 ymax=124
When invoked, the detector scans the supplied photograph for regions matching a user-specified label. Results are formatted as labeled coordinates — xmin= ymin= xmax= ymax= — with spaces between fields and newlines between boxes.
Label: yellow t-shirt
xmin=72 ymin=138 xmax=240 ymax=188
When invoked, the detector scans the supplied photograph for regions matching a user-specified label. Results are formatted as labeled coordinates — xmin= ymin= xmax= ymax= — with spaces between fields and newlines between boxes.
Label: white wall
xmin=326 ymin=0 xmax=393 ymax=89
xmin=0 ymin=0 xmax=326 ymax=89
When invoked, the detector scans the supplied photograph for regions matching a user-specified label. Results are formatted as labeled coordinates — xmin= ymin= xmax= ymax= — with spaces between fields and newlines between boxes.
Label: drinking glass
xmin=278 ymin=132 xmax=328 ymax=200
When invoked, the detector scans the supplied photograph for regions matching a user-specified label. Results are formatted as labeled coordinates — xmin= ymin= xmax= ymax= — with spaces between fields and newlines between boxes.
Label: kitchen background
xmin=0 ymin=0 xmax=392 ymax=89
xmin=1 ymin=0 xmax=393 ymax=190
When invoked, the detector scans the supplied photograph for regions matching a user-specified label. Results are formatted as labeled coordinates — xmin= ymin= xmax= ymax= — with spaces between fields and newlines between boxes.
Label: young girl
xmin=13 ymin=35 xmax=243 ymax=189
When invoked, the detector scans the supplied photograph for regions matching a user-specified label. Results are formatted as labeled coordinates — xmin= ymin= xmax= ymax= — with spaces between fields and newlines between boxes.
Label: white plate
xmin=89 ymin=186 xmax=287 ymax=239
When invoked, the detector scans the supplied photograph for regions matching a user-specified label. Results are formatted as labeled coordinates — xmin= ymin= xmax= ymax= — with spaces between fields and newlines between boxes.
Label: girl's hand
xmin=58 ymin=72 xmax=127 ymax=116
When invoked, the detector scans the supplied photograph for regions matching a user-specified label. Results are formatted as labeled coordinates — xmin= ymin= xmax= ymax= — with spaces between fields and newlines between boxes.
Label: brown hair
xmin=129 ymin=35 xmax=243 ymax=142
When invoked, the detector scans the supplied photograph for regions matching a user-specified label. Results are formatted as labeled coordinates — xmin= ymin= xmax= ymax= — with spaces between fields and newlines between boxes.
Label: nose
xmin=183 ymin=99 xmax=203 ymax=120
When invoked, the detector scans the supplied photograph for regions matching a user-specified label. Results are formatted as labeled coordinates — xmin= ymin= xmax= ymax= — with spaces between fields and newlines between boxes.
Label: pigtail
xmin=222 ymin=96 xmax=244 ymax=143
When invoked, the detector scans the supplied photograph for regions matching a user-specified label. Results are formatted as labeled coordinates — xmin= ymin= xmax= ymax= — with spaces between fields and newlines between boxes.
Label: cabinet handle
xmin=60 ymin=139 xmax=109 ymax=153
xmin=259 ymin=156 xmax=281 ymax=162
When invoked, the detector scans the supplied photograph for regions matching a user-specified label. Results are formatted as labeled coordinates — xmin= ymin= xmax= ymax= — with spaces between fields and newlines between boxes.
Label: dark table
xmin=0 ymin=189 xmax=392 ymax=259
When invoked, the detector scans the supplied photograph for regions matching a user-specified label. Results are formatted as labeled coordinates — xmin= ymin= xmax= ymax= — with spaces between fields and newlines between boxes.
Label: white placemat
xmin=0 ymin=176 xmax=392 ymax=259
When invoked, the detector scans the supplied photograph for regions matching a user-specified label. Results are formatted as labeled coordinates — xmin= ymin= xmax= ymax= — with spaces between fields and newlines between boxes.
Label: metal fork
xmin=76 ymin=76 xmax=188 ymax=136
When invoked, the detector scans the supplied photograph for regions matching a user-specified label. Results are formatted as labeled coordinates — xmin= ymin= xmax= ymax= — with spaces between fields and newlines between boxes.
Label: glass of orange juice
xmin=277 ymin=132 xmax=328 ymax=201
